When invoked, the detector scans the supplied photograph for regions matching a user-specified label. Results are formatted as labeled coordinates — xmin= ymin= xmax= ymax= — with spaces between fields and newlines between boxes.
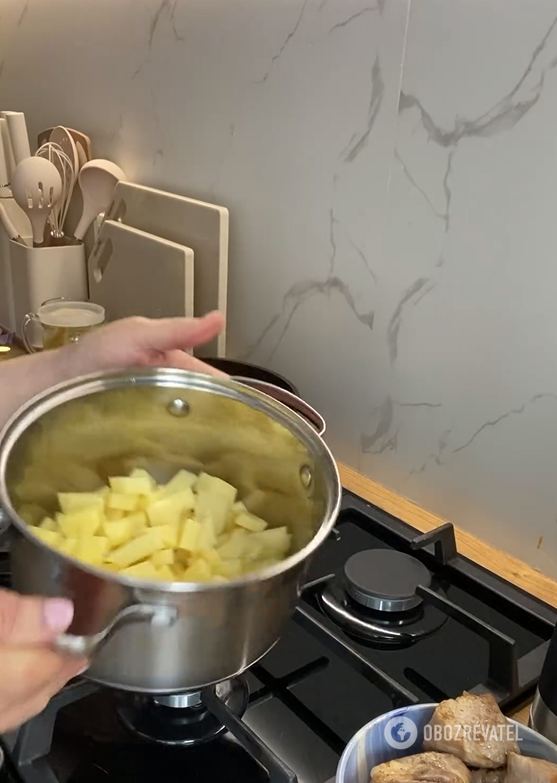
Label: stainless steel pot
xmin=0 ymin=368 xmax=341 ymax=694
xmin=231 ymin=377 xmax=326 ymax=436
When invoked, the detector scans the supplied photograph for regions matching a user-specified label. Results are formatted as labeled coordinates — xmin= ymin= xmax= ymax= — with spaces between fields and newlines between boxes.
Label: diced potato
xmin=107 ymin=492 xmax=138 ymax=512
xmin=146 ymin=489 xmax=195 ymax=527
xmin=109 ymin=475 xmax=154 ymax=496
xmin=125 ymin=511 xmax=148 ymax=532
xmin=39 ymin=516 xmax=58 ymax=532
xmin=130 ymin=468 xmax=157 ymax=485
xmin=252 ymin=527 xmax=291 ymax=557
xmin=76 ymin=536 xmax=109 ymax=565
xmin=57 ymin=507 xmax=102 ymax=538
xmin=152 ymin=523 xmax=180 ymax=549
xmin=156 ymin=565 xmax=176 ymax=581
xmin=151 ymin=549 xmax=175 ymax=567
xmin=200 ymin=548 xmax=221 ymax=567
xmin=120 ymin=561 xmax=160 ymax=580
xmin=58 ymin=537 xmax=79 ymax=556
xmin=58 ymin=492 xmax=104 ymax=514
xmin=159 ymin=470 xmax=197 ymax=496
xmin=235 ymin=511 xmax=267 ymax=533
xmin=196 ymin=492 xmax=233 ymax=535
xmin=213 ymin=558 xmax=243 ymax=578
xmin=197 ymin=518 xmax=217 ymax=551
xmin=32 ymin=528 xmax=61 ymax=546
xmin=108 ymin=532 xmax=163 ymax=568
xmin=182 ymin=558 xmax=213 ymax=582
xmin=217 ymin=530 xmax=250 ymax=560
xmin=103 ymin=519 xmax=138 ymax=548
xmin=105 ymin=509 xmax=125 ymax=521
xmin=195 ymin=472 xmax=237 ymax=503
xmin=178 ymin=518 xmax=202 ymax=552
xmin=22 ymin=466 xmax=286 ymax=583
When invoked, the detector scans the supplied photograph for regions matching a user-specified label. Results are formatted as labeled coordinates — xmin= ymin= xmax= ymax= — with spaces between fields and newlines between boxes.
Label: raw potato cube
xmin=107 ymin=492 xmax=138 ymax=512
xmin=57 ymin=507 xmax=102 ymax=538
xmin=39 ymin=517 xmax=58 ymax=532
xmin=231 ymin=501 xmax=247 ymax=516
xmin=76 ymin=536 xmax=109 ymax=565
xmin=120 ymin=561 xmax=160 ymax=580
xmin=103 ymin=519 xmax=138 ymax=548
xmin=58 ymin=492 xmax=105 ymax=514
xmin=214 ymin=559 xmax=243 ymax=578
xmin=151 ymin=549 xmax=175 ymax=567
xmin=195 ymin=473 xmax=237 ymax=504
xmin=157 ymin=565 xmax=176 ymax=581
xmin=109 ymin=475 xmax=154 ymax=495
xmin=152 ymin=523 xmax=180 ymax=549
xmin=179 ymin=518 xmax=202 ymax=552
xmin=201 ymin=548 xmax=221 ymax=567
xmin=58 ymin=538 xmax=79 ymax=556
xmin=253 ymin=527 xmax=291 ymax=557
xmin=159 ymin=470 xmax=197 ymax=496
xmin=182 ymin=558 xmax=213 ymax=582
xmin=108 ymin=532 xmax=163 ymax=568
xmin=146 ymin=489 xmax=195 ymax=527
xmin=105 ymin=509 xmax=125 ymax=522
xmin=196 ymin=492 xmax=233 ymax=535
xmin=125 ymin=511 xmax=148 ymax=532
xmin=198 ymin=519 xmax=217 ymax=551
xmin=217 ymin=530 xmax=250 ymax=560
xmin=130 ymin=468 xmax=157 ymax=484
xmin=235 ymin=512 xmax=267 ymax=533
xmin=32 ymin=528 xmax=61 ymax=546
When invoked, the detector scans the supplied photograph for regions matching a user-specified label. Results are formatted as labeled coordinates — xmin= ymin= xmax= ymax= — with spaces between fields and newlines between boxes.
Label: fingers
xmin=134 ymin=311 xmax=225 ymax=354
xmin=0 ymin=647 xmax=86 ymax=732
xmin=162 ymin=350 xmax=229 ymax=378
xmin=0 ymin=589 xmax=74 ymax=646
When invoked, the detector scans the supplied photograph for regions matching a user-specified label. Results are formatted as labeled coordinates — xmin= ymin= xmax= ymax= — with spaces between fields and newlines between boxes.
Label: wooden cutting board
xmin=104 ymin=182 xmax=228 ymax=357
xmin=88 ymin=220 xmax=194 ymax=323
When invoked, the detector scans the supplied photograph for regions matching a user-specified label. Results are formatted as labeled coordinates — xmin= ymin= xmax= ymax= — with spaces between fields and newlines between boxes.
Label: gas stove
xmin=1 ymin=490 xmax=555 ymax=783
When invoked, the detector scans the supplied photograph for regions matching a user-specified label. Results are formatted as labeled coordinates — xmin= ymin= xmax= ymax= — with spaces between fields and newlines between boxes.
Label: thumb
xmin=135 ymin=311 xmax=225 ymax=354
xmin=0 ymin=589 xmax=74 ymax=646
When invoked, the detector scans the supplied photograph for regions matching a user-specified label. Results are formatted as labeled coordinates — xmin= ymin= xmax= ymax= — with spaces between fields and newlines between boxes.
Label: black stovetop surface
xmin=1 ymin=490 xmax=556 ymax=783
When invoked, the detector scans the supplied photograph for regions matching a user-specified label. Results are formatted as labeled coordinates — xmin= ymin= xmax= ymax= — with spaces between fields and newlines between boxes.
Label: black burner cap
xmin=344 ymin=549 xmax=431 ymax=612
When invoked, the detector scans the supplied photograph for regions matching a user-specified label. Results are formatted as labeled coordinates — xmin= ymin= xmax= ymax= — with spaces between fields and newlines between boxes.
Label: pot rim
xmin=0 ymin=367 xmax=342 ymax=593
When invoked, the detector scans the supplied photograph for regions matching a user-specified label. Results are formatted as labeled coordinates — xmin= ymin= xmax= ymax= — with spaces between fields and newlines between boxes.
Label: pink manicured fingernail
xmin=43 ymin=598 xmax=74 ymax=631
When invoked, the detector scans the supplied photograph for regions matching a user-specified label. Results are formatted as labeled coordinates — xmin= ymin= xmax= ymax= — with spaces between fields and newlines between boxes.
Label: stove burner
xmin=344 ymin=549 xmax=432 ymax=612
xmin=116 ymin=678 xmax=249 ymax=746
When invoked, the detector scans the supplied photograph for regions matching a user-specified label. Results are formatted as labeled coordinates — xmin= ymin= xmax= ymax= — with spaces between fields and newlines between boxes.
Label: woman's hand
xmin=0 ymin=590 xmax=86 ymax=732
xmin=0 ymin=312 xmax=227 ymax=431
xmin=65 ymin=311 xmax=227 ymax=378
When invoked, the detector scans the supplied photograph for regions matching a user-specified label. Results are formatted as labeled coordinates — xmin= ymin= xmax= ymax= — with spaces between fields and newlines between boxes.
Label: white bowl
xmin=336 ymin=703 xmax=557 ymax=783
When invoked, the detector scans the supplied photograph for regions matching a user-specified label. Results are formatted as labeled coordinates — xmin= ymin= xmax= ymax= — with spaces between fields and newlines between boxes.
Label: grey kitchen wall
xmin=3 ymin=0 xmax=557 ymax=575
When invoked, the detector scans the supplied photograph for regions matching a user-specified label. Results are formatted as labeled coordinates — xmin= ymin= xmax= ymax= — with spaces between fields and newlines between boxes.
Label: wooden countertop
xmin=338 ymin=463 xmax=557 ymax=726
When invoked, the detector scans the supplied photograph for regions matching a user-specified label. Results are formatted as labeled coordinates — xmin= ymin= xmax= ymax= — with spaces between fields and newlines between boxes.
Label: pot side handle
xmin=231 ymin=377 xmax=326 ymax=437
xmin=54 ymin=602 xmax=178 ymax=658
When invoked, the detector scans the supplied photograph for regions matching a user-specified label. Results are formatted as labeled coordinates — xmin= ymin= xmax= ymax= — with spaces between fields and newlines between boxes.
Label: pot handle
xmin=231 ymin=377 xmax=326 ymax=436
xmin=54 ymin=602 xmax=178 ymax=658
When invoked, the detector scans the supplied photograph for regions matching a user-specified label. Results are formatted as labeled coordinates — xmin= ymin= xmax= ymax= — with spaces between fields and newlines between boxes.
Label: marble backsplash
xmin=2 ymin=0 xmax=557 ymax=575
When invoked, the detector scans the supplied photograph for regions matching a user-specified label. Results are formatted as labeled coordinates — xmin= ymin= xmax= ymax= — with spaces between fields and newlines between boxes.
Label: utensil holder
xmin=9 ymin=240 xmax=88 ymax=347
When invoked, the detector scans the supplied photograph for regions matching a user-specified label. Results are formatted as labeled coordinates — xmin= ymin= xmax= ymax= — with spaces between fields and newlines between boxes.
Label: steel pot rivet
xmin=300 ymin=465 xmax=312 ymax=489
xmin=167 ymin=398 xmax=190 ymax=417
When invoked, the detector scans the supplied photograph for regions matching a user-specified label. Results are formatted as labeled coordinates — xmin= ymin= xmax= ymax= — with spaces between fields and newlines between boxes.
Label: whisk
xmin=35 ymin=141 xmax=75 ymax=240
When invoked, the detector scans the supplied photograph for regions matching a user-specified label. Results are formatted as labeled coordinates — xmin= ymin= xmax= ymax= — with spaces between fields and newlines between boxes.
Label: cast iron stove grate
xmin=1 ymin=490 xmax=556 ymax=783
